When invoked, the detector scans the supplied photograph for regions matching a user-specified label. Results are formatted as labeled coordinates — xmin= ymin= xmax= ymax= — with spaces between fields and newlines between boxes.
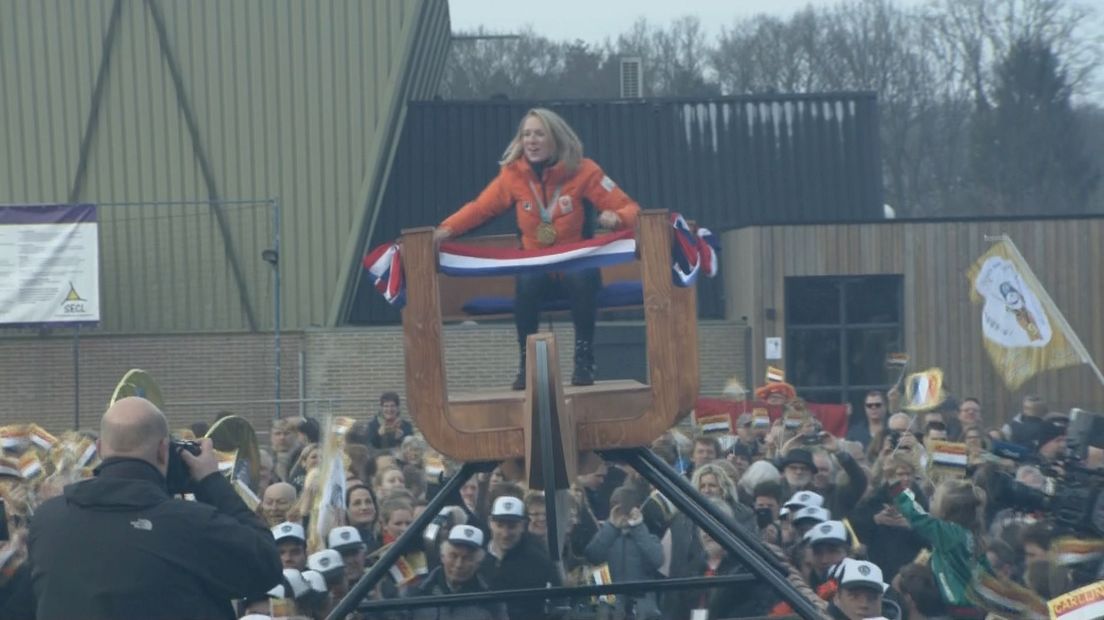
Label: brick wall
xmin=1 ymin=321 xmax=748 ymax=434
xmin=303 ymin=320 xmax=749 ymax=417
xmin=0 ymin=332 xmax=303 ymax=433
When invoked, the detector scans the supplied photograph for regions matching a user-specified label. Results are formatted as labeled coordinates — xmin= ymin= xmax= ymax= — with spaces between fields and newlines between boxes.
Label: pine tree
xmin=972 ymin=37 xmax=1099 ymax=214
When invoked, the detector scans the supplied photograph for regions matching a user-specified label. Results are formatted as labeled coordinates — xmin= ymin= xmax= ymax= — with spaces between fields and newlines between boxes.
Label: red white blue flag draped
xmin=363 ymin=213 xmax=718 ymax=309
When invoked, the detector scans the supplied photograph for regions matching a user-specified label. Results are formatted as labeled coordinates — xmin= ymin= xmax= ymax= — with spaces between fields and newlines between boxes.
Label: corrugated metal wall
xmin=725 ymin=216 xmax=1104 ymax=423
xmin=349 ymin=94 xmax=882 ymax=324
xmin=0 ymin=0 xmax=450 ymax=333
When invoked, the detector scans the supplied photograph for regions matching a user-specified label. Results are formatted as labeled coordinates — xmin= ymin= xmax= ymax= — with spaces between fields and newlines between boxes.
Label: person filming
xmin=435 ymin=107 xmax=641 ymax=389
xmin=28 ymin=397 xmax=282 ymax=620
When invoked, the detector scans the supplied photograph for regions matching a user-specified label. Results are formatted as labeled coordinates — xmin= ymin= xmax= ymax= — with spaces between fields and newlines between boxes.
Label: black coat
xmin=366 ymin=417 xmax=415 ymax=450
xmin=28 ymin=458 xmax=282 ymax=620
xmin=851 ymin=482 xmax=930 ymax=581
xmin=479 ymin=532 xmax=560 ymax=620
xmin=408 ymin=565 xmax=508 ymax=620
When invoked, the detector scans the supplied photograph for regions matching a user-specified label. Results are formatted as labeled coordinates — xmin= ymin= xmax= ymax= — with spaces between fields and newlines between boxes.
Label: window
xmin=785 ymin=276 xmax=903 ymax=417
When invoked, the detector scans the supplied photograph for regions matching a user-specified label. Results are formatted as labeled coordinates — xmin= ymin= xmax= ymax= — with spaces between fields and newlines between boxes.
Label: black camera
xmin=888 ymin=430 xmax=923 ymax=450
xmin=755 ymin=507 xmax=775 ymax=528
xmin=802 ymin=422 xmax=825 ymax=446
xmin=984 ymin=441 xmax=1104 ymax=537
xmin=166 ymin=439 xmax=202 ymax=495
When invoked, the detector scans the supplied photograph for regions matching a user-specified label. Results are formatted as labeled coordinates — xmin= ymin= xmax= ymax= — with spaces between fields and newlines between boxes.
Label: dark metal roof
xmin=349 ymin=95 xmax=883 ymax=324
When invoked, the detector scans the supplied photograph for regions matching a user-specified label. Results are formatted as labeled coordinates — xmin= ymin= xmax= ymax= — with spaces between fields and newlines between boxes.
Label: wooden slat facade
xmin=724 ymin=216 xmax=1104 ymax=426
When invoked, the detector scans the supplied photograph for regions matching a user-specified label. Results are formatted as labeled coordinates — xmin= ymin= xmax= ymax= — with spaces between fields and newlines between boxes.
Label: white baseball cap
xmin=266 ymin=584 xmax=285 ymax=598
xmin=783 ymin=491 xmax=824 ymax=510
xmin=272 ymin=521 xmax=306 ymax=544
xmin=447 ymin=524 xmax=485 ymax=548
xmin=792 ymin=505 xmax=830 ymax=525
xmin=327 ymin=526 xmax=365 ymax=552
xmin=804 ymin=520 xmax=849 ymax=546
xmin=491 ymin=496 xmax=526 ymax=520
xmin=307 ymin=549 xmax=344 ymax=584
xmin=240 ymin=615 xmax=272 ymax=620
xmin=833 ymin=558 xmax=888 ymax=592
xmin=281 ymin=568 xmax=310 ymax=599
xmin=302 ymin=570 xmax=328 ymax=594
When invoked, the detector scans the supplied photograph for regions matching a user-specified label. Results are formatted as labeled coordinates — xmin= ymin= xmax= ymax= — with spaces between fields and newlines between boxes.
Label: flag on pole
xmin=968 ymin=238 xmax=1090 ymax=390
xmin=903 ymin=368 xmax=945 ymax=412
xmin=766 ymin=365 xmax=785 ymax=383
xmin=308 ymin=416 xmax=349 ymax=553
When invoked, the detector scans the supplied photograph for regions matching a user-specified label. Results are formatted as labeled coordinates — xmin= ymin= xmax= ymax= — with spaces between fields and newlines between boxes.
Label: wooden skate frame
xmin=400 ymin=210 xmax=699 ymax=474
xmin=333 ymin=211 xmax=826 ymax=620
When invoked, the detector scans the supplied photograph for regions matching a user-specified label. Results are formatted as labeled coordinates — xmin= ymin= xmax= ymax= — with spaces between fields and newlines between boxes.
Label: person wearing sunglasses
xmin=845 ymin=390 xmax=888 ymax=449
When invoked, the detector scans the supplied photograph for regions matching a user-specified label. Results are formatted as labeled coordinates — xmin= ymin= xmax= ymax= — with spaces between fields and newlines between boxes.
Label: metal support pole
xmin=615 ymin=447 xmax=822 ymax=620
xmin=72 ymin=325 xmax=81 ymax=430
xmin=273 ymin=198 xmax=282 ymax=419
xmin=297 ymin=349 xmax=306 ymax=419
xmin=535 ymin=340 xmax=563 ymax=567
xmin=326 ymin=461 xmax=496 ymax=620
xmin=353 ymin=573 xmax=756 ymax=614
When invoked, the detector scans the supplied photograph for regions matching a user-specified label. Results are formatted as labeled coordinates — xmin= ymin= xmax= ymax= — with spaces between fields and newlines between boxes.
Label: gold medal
xmin=537 ymin=222 xmax=557 ymax=246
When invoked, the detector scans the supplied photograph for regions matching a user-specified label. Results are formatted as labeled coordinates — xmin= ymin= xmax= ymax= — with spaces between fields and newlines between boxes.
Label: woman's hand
xmin=598 ymin=211 xmax=621 ymax=229
xmin=433 ymin=227 xmax=452 ymax=242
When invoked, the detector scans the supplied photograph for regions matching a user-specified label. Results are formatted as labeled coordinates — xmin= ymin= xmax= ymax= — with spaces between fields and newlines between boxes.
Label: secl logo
xmin=62 ymin=282 xmax=87 ymax=314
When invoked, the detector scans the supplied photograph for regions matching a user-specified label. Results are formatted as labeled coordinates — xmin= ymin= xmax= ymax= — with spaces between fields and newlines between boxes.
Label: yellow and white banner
xmin=309 ymin=415 xmax=349 ymax=553
xmin=968 ymin=239 xmax=1089 ymax=390
xmin=1048 ymin=581 xmax=1104 ymax=620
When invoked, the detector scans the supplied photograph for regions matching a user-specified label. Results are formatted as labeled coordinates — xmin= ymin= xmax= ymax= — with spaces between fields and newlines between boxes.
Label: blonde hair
xmin=500 ymin=108 xmax=583 ymax=172
xmin=692 ymin=463 xmax=738 ymax=503
xmin=931 ymin=479 xmax=987 ymax=555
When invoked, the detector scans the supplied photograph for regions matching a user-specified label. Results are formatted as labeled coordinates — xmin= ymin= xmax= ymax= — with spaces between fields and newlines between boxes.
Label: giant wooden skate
xmin=331 ymin=210 xmax=825 ymax=620
xmin=400 ymin=210 xmax=698 ymax=478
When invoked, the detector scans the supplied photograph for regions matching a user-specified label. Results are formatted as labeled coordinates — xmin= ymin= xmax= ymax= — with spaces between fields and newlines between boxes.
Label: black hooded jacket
xmin=28 ymin=458 xmax=282 ymax=620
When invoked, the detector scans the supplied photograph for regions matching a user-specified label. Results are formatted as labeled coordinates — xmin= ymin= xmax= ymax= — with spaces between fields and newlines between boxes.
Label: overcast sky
xmin=448 ymin=0 xmax=925 ymax=43
xmin=449 ymin=0 xmax=1102 ymax=103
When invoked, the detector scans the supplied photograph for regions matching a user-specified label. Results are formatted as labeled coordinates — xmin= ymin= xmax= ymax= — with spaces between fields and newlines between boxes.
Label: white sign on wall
xmin=765 ymin=337 xmax=783 ymax=360
xmin=0 ymin=204 xmax=100 ymax=326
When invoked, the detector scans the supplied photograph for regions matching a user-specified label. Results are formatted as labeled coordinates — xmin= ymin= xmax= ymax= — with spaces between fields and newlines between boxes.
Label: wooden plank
xmin=579 ymin=210 xmax=681 ymax=449
xmin=671 ymin=268 xmax=700 ymax=418
xmin=401 ymin=226 xmax=524 ymax=460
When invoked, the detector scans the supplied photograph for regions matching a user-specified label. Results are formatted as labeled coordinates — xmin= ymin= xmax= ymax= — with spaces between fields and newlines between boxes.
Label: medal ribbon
xmin=527 ymin=181 xmax=563 ymax=224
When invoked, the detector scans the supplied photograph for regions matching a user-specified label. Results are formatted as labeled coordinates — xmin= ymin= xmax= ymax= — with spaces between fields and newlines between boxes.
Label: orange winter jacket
xmin=440 ymin=157 xmax=640 ymax=250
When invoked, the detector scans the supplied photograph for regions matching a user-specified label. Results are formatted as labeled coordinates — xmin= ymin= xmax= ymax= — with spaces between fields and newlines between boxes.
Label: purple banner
xmin=0 ymin=204 xmax=97 ymax=225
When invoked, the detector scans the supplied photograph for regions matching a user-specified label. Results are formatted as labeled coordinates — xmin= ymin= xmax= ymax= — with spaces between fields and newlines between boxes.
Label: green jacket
xmin=894 ymin=489 xmax=989 ymax=608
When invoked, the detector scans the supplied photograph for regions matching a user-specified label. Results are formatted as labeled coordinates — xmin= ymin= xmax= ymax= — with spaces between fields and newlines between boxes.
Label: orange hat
xmin=755 ymin=382 xmax=796 ymax=402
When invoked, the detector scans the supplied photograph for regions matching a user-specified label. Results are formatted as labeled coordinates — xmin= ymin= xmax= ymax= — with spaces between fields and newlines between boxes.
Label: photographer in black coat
xmin=28 ymin=397 xmax=282 ymax=620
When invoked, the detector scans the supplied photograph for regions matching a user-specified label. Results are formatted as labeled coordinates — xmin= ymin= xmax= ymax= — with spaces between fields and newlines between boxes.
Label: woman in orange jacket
xmin=434 ymin=108 xmax=640 ymax=389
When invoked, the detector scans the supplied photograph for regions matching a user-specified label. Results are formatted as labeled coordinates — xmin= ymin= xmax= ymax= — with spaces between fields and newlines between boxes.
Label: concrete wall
xmin=1 ymin=321 xmax=749 ymax=434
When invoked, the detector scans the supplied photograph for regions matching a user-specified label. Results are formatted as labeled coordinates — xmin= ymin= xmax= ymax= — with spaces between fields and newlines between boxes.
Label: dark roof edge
xmin=729 ymin=211 xmax=1104 ymax=231
xmin=412 ymin=91 xmax=879 ymax=106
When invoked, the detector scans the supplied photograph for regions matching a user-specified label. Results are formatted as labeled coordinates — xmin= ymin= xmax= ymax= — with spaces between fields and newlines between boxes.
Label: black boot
xmin=571 ymin=339 xmax=595 ymax=386
xmin=511 ymin=344 xmax=526 ymax=390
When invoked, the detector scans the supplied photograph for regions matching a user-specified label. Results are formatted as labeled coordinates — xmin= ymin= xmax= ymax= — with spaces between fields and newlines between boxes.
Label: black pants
xmin=514 ymin=268 xmax=600 ymax=345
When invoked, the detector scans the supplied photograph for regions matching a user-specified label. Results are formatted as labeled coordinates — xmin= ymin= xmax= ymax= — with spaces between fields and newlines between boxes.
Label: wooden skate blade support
xmin=400 ymin=210 xmax=700 ymax=479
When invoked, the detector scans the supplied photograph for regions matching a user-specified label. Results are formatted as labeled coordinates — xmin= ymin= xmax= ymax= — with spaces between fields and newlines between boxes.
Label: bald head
xmin=100 ymin=397 xmax=169 ymax=464
xmin=888 ymin=413 xmax=912 ymax=432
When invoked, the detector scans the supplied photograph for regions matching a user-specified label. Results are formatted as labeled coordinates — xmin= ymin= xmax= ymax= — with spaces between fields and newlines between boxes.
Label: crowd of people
xmin=0 ymin=385 xmax=1102 ymax=620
